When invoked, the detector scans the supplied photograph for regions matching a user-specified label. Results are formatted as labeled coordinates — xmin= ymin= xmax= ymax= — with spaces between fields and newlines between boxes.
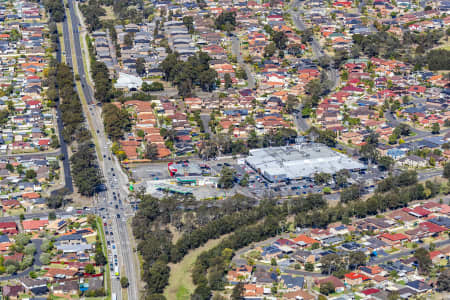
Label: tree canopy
xmin=160 ymin=52 xmax=217 ymax=97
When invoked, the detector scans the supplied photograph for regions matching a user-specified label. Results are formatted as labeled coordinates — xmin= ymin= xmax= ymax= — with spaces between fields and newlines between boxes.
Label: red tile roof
xmin=292 ymin=234 xmax=320 ymax=245
xmin=22 ymin=219 xmax=48 ymax=230
xmin=380 ymin=233 xmax=408 ymax=241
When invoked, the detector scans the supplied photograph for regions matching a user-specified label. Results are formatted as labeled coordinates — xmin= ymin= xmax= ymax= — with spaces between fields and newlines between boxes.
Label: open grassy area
xmin=164 ymin=235 xmax=228 ymax=300
xmin=56 ymin=23 xmax=65 ymax=61
xmin=96 ymin=217 xmax=111 ymax=300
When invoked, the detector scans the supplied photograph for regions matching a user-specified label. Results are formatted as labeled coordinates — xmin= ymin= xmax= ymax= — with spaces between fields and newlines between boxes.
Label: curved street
xmin=384 ymin=111 xmax=450 ymax=141
xmin=0 ymin=239 xmax=43 ymax=281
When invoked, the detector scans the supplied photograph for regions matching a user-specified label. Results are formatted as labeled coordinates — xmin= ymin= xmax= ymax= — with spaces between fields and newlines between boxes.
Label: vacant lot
xmin=164 ymin=235 xmax=228 ymax=300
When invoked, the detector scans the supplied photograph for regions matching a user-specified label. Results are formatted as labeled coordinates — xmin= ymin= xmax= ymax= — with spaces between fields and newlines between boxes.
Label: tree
xmin=121 ymin=276 xmax=130 ymax=288
xmin=25 ymin=169 xmax=37 ymax=179
xmin=414 ymin=248 xmax=432 ymax=275
xmin=40 ymin=253 xmax=51 ymax=265
xmin=124 ymin=32 xmax=134 ymax=47
xmin=219 ymin=167 xmax=235 ymax=189
xmin=340 ymin=184 xmax=361 ymax=203
xmin=70 ymin=143 xmax=102 ymax=196
xmin=314 ymin=172 xmax=331 ymax=185
xmin=183 ymin=16 xmax=194 ymax=33
xmin=85 ymin=264 xmax=95 ymax=274
xmin=6 ymin=264 xmax=17 ymax=274
xmin=437 ymin=268 xmax=450 ymax=291
xmin=320 ymin=282 xmax=335 ymax=295
xmin=136 ymin=57 xmax=146 ymax=76
xmin=271 ymin=257 xmax=277 ymax=266
xmin=388 ymin=291 xmax=400 ymax=300
xmin=272 ymin=31 xmax=287 ymax=50
xmin=24 ymin=244 xmax=36 ymax=256
xmin=224 ymin=73 xmax=232 ymax=89
xmin=360 ymin=132 xmax=379 ymax=162
xmin=377 ymin=156 xmax=394 ymax=171
xmin=432 ymin=122 xmax=440 ymax=134
xmin=142 ymin=81 xmax=164 ymax=92
xmin=309 ymin=127 xmax=336 ymax=147
xmin=349 ymin=251 xmax=366 ymax=269
xmin=5 ymin=163 xmax=13 ymax=173
xmin=41 ymin=239 xmax=53 ymax=252
xmin=95 ymin=249 xmax=107 ymax=265
xmin=146 ymin=259 xmax=170 ymax=294
xmin=335 ymin=169 xmax=350 ymax=187
xmin=214 ymin=12 xmax=236 ymax=32
xmin=285 ymin=95 xmax=299 ymax=113
xmin=231 ymin=282 xmax=244 ymax=300
xmin=444 ymin=163 xmax=450 ymax=179
xmin=15 ymin=233 xmax=31 ymax=247
xmin=48 ymin=211 xmax=56 ymax=220
xmin=102 ymin=103 xmax=131 ymax=140
xmin=305 ymin=262 xmax=314 ymax=271
xmin=145 ymin=142 xmax=159 ymax=160
xmin=426 ymin=49 xmax=450 ymax=71
xmin=91 ymin=60 xmax=113 ymax=103
xmin=320 ymin=254 xmax=343 ymax=274
xmin=192 ymin=283 xmax=211 ymax=299
xmin=239 ymin=173 xmax=249 ymax=187
xmin=264 ymin=43 xmax=277 ymax=57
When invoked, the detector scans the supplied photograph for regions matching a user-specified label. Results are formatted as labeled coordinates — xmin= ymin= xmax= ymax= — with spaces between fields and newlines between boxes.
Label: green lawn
xmin=96 ymin=217 xmax=111 ymax=300
xmin=164 ymin=236 xmax=227 ymax=300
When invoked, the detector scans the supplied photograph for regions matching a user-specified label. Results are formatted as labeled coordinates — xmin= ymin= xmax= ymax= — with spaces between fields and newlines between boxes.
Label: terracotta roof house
xmin=22 ymin=219 xmax=48 ymax=232
xmin=402 ymin=206 xmax=432 ymax=218
xmin=0 ymin=221 xmax=18 ymax=235
xmin=291 ymin=234 xmax=320 ymax=247
xmin=314 ymin=276 xmax=345 ymax=292
xmin=282 ymin=289 xmax=315 ymax=300
xmin=344 ymin=272 xmax=370 ymax=285
xmin=379 ymin=233 xmax=409 ymax=245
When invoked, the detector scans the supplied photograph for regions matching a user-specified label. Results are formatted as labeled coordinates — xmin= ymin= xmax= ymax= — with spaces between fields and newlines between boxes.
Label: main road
xmin=62 ymin=0 xmax=139 ymax=299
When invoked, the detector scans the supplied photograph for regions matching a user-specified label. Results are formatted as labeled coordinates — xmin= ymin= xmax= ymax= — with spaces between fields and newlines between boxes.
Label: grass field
xmin=164 ymin=235 xmax=227 ymax=300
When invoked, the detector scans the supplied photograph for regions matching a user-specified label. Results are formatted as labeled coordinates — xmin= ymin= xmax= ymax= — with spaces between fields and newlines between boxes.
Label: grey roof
xmin=280 ymin=275 xmax=304 ymax=289
xmin=322 ymin=235 xmax=344 ymax=245
xmin=0 ymin=234 xmax=10 ymax=243
xmin=428 ymin=216 xmax=450 ymax=228
xmin=55 ymin=243 xmax=92 ymax=253
xmin=56 ymin=233 xmax=84 ymax=242
xmin=245 ymin=144 xmax=365 ymax=181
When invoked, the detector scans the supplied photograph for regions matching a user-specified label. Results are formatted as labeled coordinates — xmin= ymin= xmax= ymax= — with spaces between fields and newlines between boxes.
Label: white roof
xmin=245 ymin=144 xmax=365 ymax=180
xmin=114 ymin=72 xmax=143 ymax=90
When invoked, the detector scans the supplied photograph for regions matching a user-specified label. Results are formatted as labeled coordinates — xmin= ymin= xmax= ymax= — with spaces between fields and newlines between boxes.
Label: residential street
xmin=289 ymin=0 xmax=340 ymax=89
xmin=0 ymin=239 xmax=43 ymax=281
xmin=385 ymin=111 xmax=450 ymax=141
xmin=231 ymin=35 xmax=256 ymax=89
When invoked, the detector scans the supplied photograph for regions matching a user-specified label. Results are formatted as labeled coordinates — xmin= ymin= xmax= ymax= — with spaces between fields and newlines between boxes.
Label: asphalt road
xmin=289 ymin=0 xmax=340 ymax=89
xmin=368 ymin=238 xmax=450 ymax=266
xmin=0 ymin=239 xmax=43 ymax=280
xmin=385 ymin=111 xmax=450 ymax=141
xmin=231 ymin=35 xmax=256 ymax=89
xmin=64 ymin=1 xmax=139 ymax=298
xmin=294 ymin=106 xmax=311 ymax=132
xmin=200 ymin=113 xmax=212 ymax=134
xmin=50 ymin=23 xmax=73 ymax=195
